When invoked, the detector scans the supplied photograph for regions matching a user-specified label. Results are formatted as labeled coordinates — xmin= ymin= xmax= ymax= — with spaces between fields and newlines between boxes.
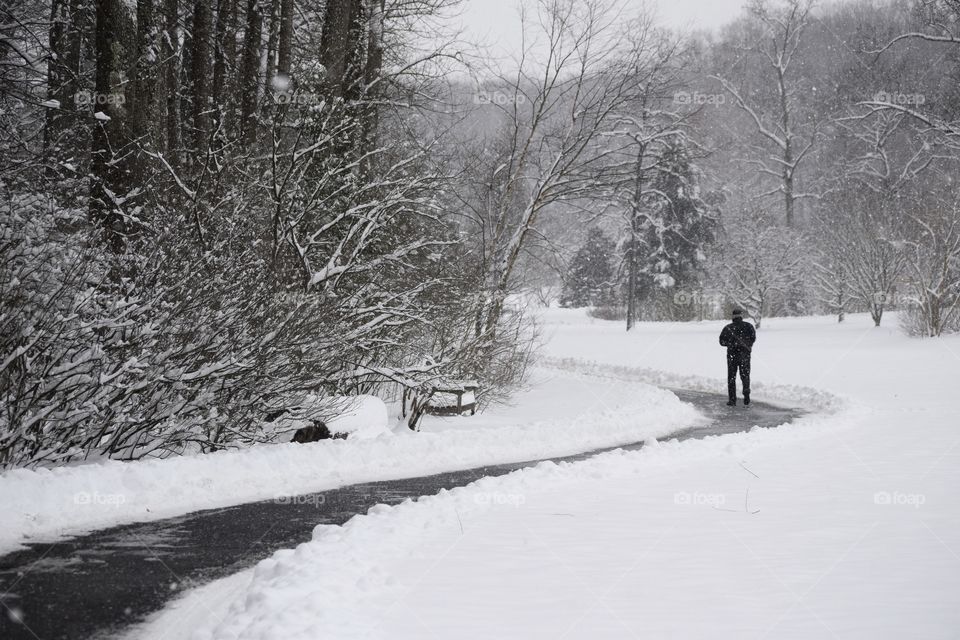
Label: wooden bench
xmin=425 ymin=380 xmax=479 ymax=416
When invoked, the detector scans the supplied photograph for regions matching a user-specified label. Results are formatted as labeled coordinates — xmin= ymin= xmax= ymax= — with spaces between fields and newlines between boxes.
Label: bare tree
xmin=822 ymin=108 xmax=947 ymax=327
xmin=898 ymin=188 xmax=960 ymax=336
xmin=813 ymin=202 xmax=904 ymax=326
xmin=713 ymin=0 xmax=818 ymax=226
xmin=456 ymin=0 xmax=665 ymax=353
xmin=857 ymin=0 xmax=960 ymax=334
xmin=263 ymin=109 xmax=445 ymax=294
xmin=869 ymin=0 xmax=960 ymax=51
xmin=811 ymin=256 xmax=852 ymax=322
xmin=862 ymin=0 xmax=960 ymax=160
xmin=715 ymin=204 xmax=806 ymax=329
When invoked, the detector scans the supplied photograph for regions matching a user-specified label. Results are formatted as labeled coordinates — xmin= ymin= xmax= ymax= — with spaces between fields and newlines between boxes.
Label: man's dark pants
xmin=726 ymin=350 xmax=751 ymax=402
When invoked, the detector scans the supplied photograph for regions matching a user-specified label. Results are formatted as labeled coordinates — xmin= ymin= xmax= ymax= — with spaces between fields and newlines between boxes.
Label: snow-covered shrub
xmin=0 ymin=187 xmax=346 ymax=468
xmin=899 ymin=300 xmax=960 ymax=337
xmin=0 ymin=191 xmax=108 ymax=466
xmin=714 ymin=206 xmax=807 ymax=330
xmin=1 ymin=128 xmax=529 ymax=467
xmin=897 ymin=206 xmax=960 ymax=337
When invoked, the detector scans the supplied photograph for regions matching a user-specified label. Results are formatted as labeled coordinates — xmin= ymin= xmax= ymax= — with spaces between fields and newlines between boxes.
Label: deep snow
xmin=125 ymin=309 xmax=960 ymax=640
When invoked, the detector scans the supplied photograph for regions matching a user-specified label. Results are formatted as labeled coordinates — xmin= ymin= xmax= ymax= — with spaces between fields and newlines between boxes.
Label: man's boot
xmin=726 ymin=398 xmax=736 ymax=406
xmin=743 ymin=393 xmax=750 ymax=406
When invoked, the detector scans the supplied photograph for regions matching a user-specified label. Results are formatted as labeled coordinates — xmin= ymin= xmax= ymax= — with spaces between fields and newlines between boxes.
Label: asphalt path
xmin=0 ymin=390 xmax=800 ymax=640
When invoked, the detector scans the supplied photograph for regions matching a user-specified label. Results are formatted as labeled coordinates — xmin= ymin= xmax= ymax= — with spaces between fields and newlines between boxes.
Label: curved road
xmin=0 ymin=390 xmax=800 ymax=640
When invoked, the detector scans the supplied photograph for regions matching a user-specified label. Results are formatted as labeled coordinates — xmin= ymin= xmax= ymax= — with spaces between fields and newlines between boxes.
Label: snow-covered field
xmin=0 ymin=364 xmax=702 ymax=555
xmin=132 ymin=310 xmax=960 ymax=639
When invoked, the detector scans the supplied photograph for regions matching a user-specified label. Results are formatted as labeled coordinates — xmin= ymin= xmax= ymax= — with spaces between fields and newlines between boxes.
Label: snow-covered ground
xmin=0 ymin=365 xmax=702 ymax=555
xmin=133 ymin=310 xmax=960 ymax=639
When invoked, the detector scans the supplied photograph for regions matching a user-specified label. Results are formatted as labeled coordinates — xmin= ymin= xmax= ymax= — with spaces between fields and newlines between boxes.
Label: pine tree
xmin=632 ymin=141 xmax=717 ymax=320
xmin=561 ymin=228 xmax=616 ymax=308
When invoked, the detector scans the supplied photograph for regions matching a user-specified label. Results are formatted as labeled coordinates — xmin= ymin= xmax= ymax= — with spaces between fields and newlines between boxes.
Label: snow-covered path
xmin=0 ymin=380 xmax=795 ymax=640
xmin=160 ymin=311 xmax=960 ymax=640
xmin=1 ymin=364 xmax=737 ymax=639
xmin=0 ymin=367 xmax=700 ymax=557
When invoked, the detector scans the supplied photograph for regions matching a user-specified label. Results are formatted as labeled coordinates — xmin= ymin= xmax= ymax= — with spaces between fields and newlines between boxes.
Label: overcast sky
xmin=455 ymin=0 xmax=749 ymax=60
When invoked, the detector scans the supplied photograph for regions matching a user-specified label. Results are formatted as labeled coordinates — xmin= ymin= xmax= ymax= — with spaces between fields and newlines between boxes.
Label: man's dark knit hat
xmin=732 ymin=309 xmax=744 ymax=318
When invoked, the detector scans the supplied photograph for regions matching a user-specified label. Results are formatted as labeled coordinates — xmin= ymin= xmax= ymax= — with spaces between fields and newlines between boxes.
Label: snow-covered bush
xmin=713 ymin=206 xmax=808 ymax=330
xmin=1 ymin=130 xmax=539 ymax=468
xmin=897 ymin=206 xmax=960 ymax=337
xmin=0 ymin=187 xmax=348 ymax=468
xmin=897 ymin=305 xmax=956 ymax=337
xmin=898 ymin=291 xmax=960 ymax=337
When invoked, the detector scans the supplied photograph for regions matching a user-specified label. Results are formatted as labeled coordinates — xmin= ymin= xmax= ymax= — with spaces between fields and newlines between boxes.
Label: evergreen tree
xmin=561 ymin=228 xmax=616 ymax=308
xmin=632 ymin=141 xmax=717 ymax=319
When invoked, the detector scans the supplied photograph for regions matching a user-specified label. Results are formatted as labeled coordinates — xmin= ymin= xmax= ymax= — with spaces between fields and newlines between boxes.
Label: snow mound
xmin=327 ymin=395 xmax=390 ymax=439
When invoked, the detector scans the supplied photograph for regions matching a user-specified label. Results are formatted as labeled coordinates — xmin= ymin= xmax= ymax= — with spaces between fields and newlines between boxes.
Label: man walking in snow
xmin=719 ymin=309 xmax=756 ymax=406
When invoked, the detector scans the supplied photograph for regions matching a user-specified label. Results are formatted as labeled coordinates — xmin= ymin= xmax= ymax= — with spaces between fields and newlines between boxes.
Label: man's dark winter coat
xmin=719 ymin=316 xmax=756 ymax=403
xmin=719 ymin=317 xmax=756 ymax=354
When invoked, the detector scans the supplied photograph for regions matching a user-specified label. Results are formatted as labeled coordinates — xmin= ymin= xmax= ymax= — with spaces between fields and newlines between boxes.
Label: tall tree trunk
xmin=239 ymin=0 xmax=262 ymax=142
xmin=263 ymin=0 xmax=280 ymax=96
xmin=212 ymin=0 xmax=238 ymax=136
xmin=359 ymin=0 xmax=383 ymax=171
xmin=164 ymin=0 xmax=182 ymax=162
xmin=777 ymin=65 xmax=795 ymax=226
xmin=45 ymin=0 xmax=87 ymax=179
xmin=319 ymin=0 xmax=364 ymax=100
xmin=44 ymin=0 xmax=69 ymax=158
xmin=626 ymin=146 xmax=645 ymax=331
xmin=363 ymin=0 xmax=383 ymax=89
xmin=190 ymin=0 xmax=212 ymax=153
xmin=130 ymin=0 xmax=156 ymax=146
xmin=276 ymin=0 xmax=294 ymax=77
xmin=89 ymin=0 xmax=132 ymax=253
